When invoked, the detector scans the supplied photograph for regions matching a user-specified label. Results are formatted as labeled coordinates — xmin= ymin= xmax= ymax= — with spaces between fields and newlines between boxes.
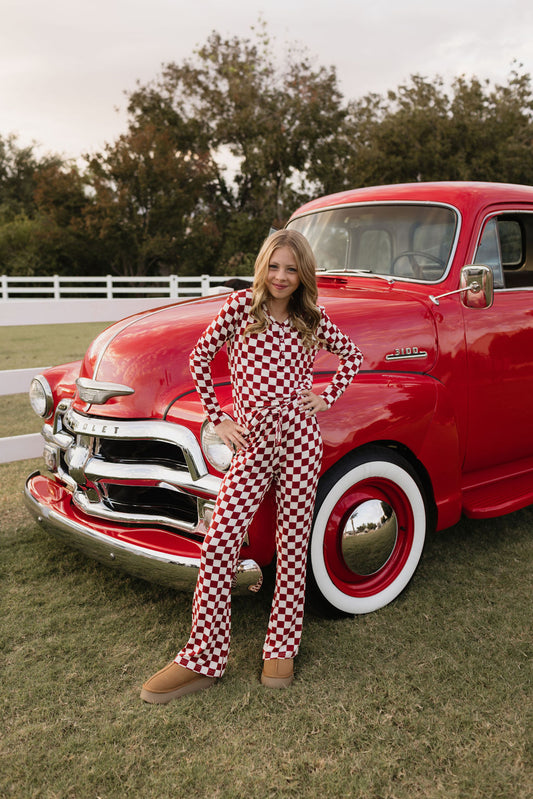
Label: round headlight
xmin=29 ymin=375 xmax=53 ymax=418
xmin=201 ymin=417 xmax=234 ymax=472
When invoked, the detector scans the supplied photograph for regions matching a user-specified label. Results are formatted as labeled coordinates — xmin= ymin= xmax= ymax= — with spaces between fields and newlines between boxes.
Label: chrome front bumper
xmin=24 ymin=472 xmax=263 ymax=595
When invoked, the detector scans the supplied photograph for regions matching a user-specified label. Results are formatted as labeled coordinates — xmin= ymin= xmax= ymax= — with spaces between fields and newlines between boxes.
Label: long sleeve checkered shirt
xmin=190 ymin=289 xmax=363 ymax=426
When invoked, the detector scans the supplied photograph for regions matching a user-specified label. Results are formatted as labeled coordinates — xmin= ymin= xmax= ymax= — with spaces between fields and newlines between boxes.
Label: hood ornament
xmin=76 ymin=377 xmax=135 ymax=405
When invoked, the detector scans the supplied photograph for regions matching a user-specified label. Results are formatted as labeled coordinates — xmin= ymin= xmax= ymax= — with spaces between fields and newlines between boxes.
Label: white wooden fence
xmin=1 ymin=273 xmax=228 ymax=300
xmin=1 ymin=275 xmax=247 ymax=463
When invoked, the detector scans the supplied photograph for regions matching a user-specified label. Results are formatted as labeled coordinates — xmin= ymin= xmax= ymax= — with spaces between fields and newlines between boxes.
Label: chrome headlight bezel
xmin=29 ymin=375 xmax=54 ymax=419
xmin=200 ymin=415 xmax=234 ymax=473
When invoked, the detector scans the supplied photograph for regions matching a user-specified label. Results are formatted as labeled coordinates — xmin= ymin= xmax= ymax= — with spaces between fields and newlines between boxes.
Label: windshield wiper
xmin=317 ymin=268 xmax=395 ymax=285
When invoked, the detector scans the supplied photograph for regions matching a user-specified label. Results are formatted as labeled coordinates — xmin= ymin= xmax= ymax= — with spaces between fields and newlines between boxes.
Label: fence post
xmin=106 ymin=275 xmax=113 ymax=299
xmin=1 ymin=275 xmax=7 ymax=300
xmin=201 ymin=275 xmax=211 ymax=296
xmin=169 ymin=274 xmax=178 ymax=298
xmin=53 ymin=275 xmax=60 ymax=299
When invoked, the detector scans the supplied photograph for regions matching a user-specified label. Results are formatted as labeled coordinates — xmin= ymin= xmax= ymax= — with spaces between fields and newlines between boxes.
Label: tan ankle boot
xmin=261 ymin=658 xmax=294 ymax=688
xmin=140 ymin=661 xmax=214 ymax=704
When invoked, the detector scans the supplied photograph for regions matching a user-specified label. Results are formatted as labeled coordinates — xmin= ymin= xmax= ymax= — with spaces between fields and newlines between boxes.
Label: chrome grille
xmin=41 ymin=403 xmax=222 ymax=535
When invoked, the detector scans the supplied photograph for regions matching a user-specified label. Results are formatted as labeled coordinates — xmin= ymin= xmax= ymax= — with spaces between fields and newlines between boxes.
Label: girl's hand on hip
xmin=298 ymin=390 xmax=328 ymax=416
xmin=215 ymin=419 xmax=249 ymax=450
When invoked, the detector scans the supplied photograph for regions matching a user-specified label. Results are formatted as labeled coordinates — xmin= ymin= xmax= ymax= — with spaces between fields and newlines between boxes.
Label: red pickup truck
xmin=25 ymin=181 xmax=533 ymax=615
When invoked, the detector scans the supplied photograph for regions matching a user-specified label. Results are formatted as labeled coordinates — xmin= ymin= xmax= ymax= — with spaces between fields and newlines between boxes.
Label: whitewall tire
xmin=309 ymin=448 xmax=429 ymax=615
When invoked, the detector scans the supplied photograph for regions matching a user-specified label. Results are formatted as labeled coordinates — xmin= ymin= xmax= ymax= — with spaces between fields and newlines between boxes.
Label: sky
xmin=2 ymin=0 xmax=533 ymax=161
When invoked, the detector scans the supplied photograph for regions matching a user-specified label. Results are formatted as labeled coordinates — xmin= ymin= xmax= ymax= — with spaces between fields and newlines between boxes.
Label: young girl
xmin=141 ymin=229 xmax=363 ymax=704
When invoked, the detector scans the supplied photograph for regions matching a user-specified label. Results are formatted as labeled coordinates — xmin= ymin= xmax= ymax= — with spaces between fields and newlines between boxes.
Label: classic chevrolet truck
xmin=25 ymin=182 xmax=533 ymax=614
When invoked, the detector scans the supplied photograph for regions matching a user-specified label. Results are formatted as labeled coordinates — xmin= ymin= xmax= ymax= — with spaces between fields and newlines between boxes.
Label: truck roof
xmin=292 ymin=181 xmax=533 ymax=217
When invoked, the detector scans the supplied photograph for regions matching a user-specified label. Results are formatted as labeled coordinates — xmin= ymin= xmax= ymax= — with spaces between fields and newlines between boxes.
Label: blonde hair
xmin=244 ymin=229 xmax=321 ymax=350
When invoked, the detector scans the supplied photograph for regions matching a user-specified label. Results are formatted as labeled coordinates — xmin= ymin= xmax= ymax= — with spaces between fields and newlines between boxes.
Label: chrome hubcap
xmin=341 ymin=500 xmax=398 ymax=576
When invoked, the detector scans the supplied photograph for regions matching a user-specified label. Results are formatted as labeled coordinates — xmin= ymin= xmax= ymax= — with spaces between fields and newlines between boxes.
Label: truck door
xmin=462 ymin=211 xmax=533 ymax=472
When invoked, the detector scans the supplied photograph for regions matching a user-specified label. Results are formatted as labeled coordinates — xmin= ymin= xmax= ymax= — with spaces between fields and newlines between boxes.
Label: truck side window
xmin=474 ymin=218 xmax=504 ymax=288
xmin=498 ymin=219 xmax=523 ymax=269
xmin=498 ymin=217 xmax=533 ymax=288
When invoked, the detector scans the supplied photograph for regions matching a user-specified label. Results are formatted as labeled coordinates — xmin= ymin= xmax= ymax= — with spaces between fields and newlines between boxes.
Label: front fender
xmin=39 ymin=360 xmax=82 ymax=410
xmin=315 ymin=372 xmax=462 ymax=531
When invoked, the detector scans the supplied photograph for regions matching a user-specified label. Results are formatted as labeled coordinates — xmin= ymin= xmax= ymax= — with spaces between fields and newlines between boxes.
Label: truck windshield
xmin=288 ymin=203 xmax=458 ymax=282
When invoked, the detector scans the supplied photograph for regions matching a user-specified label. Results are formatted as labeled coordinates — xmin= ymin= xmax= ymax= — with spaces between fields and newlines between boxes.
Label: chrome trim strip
xmin=24 ymin=475 xmax=262 ymax=595
xmin=63 ymin=408 xmax=208 ymax=481
xmin=385 ymin=350 xmax=428 ymax=361
xmin=72 ymin=490 xmax=199 ymax=534
xmin=81 ymin=458 xmax=221 ymax=499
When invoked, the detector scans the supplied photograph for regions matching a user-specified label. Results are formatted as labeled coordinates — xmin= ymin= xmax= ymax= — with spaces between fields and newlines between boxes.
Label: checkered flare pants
xmin=174 ymin=403 xmax=323 ymax=678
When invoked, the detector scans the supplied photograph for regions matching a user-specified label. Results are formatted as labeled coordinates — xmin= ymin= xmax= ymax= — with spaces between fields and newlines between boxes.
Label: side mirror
xmin=460 ymin=264 xmax=494 ymax=309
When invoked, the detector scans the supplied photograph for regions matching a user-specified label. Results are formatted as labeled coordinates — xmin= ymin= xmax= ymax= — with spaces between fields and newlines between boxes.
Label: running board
xmin=462 ymin=457 xmax=533 ymax=519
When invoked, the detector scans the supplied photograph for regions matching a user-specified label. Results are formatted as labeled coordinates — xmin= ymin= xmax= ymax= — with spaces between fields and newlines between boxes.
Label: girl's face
xmin=264 ymin=245 xmax=301 ymax=302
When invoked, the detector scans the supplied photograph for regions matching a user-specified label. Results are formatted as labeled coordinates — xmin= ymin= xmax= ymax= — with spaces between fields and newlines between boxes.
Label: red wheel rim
xmin=322 ymin=478 xmax=415 ymax=598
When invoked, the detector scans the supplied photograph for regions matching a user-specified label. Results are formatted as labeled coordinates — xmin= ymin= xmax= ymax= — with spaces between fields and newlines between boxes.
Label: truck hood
xmin=72 ymin=282 xmax=437 ymax=419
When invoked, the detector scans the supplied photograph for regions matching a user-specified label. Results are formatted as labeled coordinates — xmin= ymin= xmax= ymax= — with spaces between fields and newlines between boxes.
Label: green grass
xmin=0 ymin=394 xmax=42 ymax=438
xmin=1 ymin=322 xmax=111 ymax=439
xmin=0 ymin=321 xmax=112 ymax=371
xmin=2 ymin=324 xmax=532 ymax=797
xmin=2 ymin=457 xmax=531 ymax=799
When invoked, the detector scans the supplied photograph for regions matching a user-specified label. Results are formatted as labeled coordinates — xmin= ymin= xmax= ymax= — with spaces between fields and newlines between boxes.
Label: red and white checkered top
xmin=189 ymin=288 xmax=363 ymax=426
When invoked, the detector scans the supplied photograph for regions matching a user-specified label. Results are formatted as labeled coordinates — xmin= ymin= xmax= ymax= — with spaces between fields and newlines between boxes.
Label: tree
xmin=127 ymin=23 xmax=348 ymax=272
xmin=338 ymin=65 xmax=533 ymax=188
xmin=448 ymin=66 xmax=533 ymax=183
xmin=0 ymin=135 xmax=96 ymax=275
xmin=83 ymin=114 xmax=219 ymax=276
xmin=0 ymin=134 xmax=60 ymax=222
